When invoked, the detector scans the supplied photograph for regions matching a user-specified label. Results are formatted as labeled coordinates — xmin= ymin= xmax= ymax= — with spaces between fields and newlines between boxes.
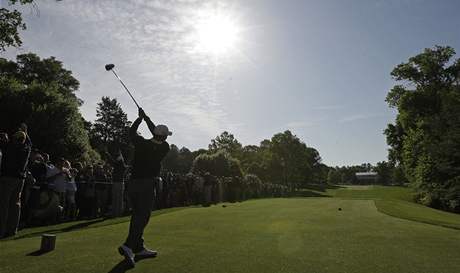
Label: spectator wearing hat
xmin=0 ymin=126 xmax=32 ymax=238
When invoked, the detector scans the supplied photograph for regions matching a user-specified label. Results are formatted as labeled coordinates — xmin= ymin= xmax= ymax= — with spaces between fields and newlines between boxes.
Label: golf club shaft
xmin=110 ymin=69 xmax=140 ymax=109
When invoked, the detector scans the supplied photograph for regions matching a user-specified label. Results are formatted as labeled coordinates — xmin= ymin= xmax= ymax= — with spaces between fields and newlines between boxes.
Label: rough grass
xmin=1 ymin=197 xmax=460 ymax=273
xmin=376 ymin=199 xmax=460 ymax=230
xmin=327 ymin=185 xmax=460 ymax=230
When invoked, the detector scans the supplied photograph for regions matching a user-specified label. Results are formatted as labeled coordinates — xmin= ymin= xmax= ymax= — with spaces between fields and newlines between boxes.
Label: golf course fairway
xmin=1 ymin=186 xmax=459 ymax=273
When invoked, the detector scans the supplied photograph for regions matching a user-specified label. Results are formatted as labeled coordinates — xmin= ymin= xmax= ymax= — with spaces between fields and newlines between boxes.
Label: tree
xmin=0 ymin=0 xmax=34 ymax=51
xmin=208 ymin=131 xmax=243 ymax=159
xmin=210 ymin=130 xmax=327 ymax=187
xmin=0 ymin=53 xmax=81 ymax=102
xmin=328 ymin=165 xmax=370 ymax=184
xmin=89 ymin=97 xmax=132 ymax=161
xmin=327 ymin=169 xmax=341 ymax=184
xmin=191 ymin=151 xmax=243 ymax=177
xmin=269 ymin=130 xmax=321 ymax=187
xmin=385 ymin=45 xmax=460 ymax=212
xmin=0 ymin=53 xmax=98 ymax=163
xmin=162 ymin=144 xmax=180 ymax=173
xmin=162 ymin=145 xmax=195 ymax=174
xmin=374 ymin=161 xmax=393 ymax=185
xmin=313 ymin=163 xmax=331 ymax=184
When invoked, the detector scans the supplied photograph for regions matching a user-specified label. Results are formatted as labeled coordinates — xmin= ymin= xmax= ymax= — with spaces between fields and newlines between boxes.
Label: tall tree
xmin=240 ymin=145 xmax=262 ymax=173
xmin=89 ymin=96 xmax=132 ymax=161
xmin=385 ymin=45 xmax=460 ymax=212
xmin=209 ymin=131 xmax=243 ymax=159
xmin=0 ymin=53 xmax=98 ymax=162
xmin=269 ymin=130 xmax=321 ymax=187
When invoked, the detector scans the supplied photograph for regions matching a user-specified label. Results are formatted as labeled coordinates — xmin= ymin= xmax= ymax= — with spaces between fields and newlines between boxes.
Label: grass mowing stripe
xmin=375 ymin=199 xmax=460 ymax=230
xmin=331 ymin=185 xmax=460 ymax=230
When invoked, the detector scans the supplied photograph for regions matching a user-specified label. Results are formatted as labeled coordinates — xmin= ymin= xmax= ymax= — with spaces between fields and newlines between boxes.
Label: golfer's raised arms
xmin=129 ymin=113 xmax=143 ymax=140
xmin=140 ymin=109 xmax=156 ymax=137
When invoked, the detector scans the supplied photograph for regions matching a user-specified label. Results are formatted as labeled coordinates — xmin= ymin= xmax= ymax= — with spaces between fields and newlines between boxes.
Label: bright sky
xmin=2 ymin=0 xmax=460 ymax=166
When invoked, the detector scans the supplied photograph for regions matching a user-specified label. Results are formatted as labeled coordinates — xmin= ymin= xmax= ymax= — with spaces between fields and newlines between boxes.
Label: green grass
xmin=1 ymin=186 xmax=460 ymax=273
xmin=332 ymin=185 xmax=415 ymax=201
xmin=327 ymin=185 xmax=460 ymax=230
xmin=299 ymin=184 xmax=414 ymax=201
xmin=3 ymin=207 xmax=190 ymax=241
xmin=376 ymin=199 xmax=460 ymax=230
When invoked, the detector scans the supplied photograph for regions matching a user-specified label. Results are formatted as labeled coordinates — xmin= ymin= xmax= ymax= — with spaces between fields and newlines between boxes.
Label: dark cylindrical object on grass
xmin=40 ymin=234 xmax=56 ymax=252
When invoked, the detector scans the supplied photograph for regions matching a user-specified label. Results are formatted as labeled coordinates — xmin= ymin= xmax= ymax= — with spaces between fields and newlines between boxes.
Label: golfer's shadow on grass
xmin=15 ymin=218 xmax=107 ymax=241
xmin=26 ymin=249 xmax=52 ymax=256
xmin=108 ymin=256 xmax=156 ymax=273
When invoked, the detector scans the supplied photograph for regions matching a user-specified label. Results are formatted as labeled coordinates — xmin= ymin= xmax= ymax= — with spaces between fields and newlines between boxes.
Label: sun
xmin=194 ymin=13 xmax=240 ymax=55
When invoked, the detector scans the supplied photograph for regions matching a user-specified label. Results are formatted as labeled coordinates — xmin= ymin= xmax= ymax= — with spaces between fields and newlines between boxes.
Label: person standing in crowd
xmin=26 ymin=153 xmax=48 ymax=224
xmin=118 ymin=108 xmax=171 ymax=268
xmin=112 ymin=151 xmax=128 ymax=217
xmin=84 ymin=165 xmax=97 ymax=219
xmin=66 ymin=164 xmax=78 ymax=220
xmin=104 ymin=164 xmax=114 ymax=216
xmin=0 ymin=133 xmax=8 ymax=176
xmin=0 ymin=125 xmax=32 ymax=238
xmin=53 ymin=159 xmax=71 ymax=211
xmin=73 ymin=162 xmax=85 ymax=219
xmin=29 ymin=153 xmax=47 ymax=186
xmin=203 ymin=172 xmax=213 ymax=207
xmin=45 ymin=156 xmax=60 ymax=188
xmin=94 ymin=164 xmax=109 ymax=217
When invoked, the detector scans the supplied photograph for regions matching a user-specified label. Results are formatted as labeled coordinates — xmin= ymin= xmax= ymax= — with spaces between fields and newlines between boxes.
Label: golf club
xmin=105 ymin=64 xmax=140 ymax=109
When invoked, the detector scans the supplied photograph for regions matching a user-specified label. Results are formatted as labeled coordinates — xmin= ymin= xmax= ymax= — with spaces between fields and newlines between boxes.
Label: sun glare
xmin=194 ymin=13 xmax=240 ymax=55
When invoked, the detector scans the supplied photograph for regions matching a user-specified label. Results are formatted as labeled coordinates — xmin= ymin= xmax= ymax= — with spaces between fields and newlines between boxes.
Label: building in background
xmin=355 ymin=172 xmax=379 ymax=184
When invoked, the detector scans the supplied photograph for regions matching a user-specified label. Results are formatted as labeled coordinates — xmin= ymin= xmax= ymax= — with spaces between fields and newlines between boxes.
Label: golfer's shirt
xmin=130 ymin=135 xmax=169 ymax=180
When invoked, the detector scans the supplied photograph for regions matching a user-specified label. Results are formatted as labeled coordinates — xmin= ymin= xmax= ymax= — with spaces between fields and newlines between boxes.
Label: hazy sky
xmin=2 ymin=0 xmax=460 ymax=166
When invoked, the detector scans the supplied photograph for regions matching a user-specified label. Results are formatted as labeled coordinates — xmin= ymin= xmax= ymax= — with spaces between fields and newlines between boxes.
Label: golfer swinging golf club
xmin=118 ymin=107 xmax=171 ymax=267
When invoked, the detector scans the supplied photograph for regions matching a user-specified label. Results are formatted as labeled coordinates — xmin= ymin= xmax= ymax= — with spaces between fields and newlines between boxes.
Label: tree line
xmin=0 ymin=52 xmax=331 ymax=189
xmin=2 ymin=1 xmax=458 ymax=212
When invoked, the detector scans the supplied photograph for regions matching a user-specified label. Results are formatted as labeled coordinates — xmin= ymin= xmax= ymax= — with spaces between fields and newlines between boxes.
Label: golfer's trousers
xmin=125 ymin=178 xmax=154 ymax=252
xmin=0 ymin=176 xmax=24 ymax=238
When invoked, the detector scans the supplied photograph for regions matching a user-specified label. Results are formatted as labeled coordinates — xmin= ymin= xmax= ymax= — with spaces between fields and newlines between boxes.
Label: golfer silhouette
xmin=118 ymin=108 xmax=171 ymax=268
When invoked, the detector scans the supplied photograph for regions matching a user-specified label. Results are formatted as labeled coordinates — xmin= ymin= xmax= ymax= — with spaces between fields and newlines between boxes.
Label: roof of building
xmin=355 ymin=172 xmax=378 ymax=176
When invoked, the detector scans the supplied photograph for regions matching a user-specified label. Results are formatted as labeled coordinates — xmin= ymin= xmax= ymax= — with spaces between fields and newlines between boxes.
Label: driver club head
xmin=105 ymin=64 xmax=115 ymax=71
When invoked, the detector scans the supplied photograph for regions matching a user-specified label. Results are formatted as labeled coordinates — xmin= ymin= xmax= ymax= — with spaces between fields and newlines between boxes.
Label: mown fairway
xmin=1 ymin=186 xmax=460 ymax=273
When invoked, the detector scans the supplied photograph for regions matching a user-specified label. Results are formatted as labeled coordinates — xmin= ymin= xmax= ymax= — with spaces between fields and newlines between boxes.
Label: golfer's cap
xmin=153 ymin=125 xmax=172 ymax=136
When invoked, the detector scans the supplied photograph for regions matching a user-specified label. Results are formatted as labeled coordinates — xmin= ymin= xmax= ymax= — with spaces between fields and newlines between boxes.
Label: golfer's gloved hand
xmin=138 ymin=108 xmax=146 ymax=119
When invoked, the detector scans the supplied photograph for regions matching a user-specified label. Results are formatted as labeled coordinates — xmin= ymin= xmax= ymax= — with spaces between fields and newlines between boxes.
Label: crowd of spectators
xmin=0 ymin=124 xmax=289 ymax=239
